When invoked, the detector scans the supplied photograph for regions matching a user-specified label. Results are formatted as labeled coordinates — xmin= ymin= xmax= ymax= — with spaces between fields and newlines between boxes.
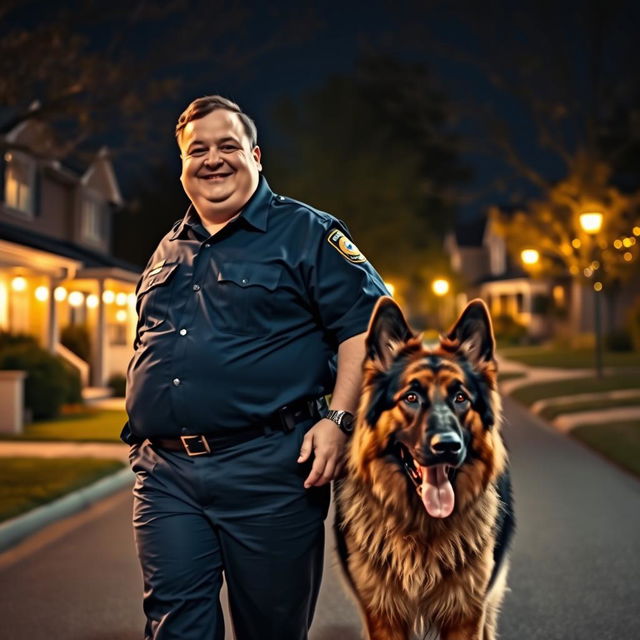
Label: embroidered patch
xmin=327 ymin=229 xmax=367 ymax=263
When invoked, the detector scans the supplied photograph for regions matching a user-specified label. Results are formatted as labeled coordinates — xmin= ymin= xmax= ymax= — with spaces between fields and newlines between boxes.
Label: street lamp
xmin=432 ymin=279 xmax=450 ymax=330
xmin=580 ymin=211 xmax=604 ymax=378
xmin=521 ymin=249 xmax=540 ymax=266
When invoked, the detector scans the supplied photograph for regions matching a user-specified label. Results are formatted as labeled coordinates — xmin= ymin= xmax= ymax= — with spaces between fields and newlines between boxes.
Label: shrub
xmin=0 ymin=331 xmax=38 ymax=350
xmin=108 ymin=373 xmax=126 ymax=397
xmin=61 ymin=324 xmax=91 ymax=362
xmin=0 ymin=343 xmax=81 ymax=419
xmin=605 ymin=329 xmax=633 ymax=352
xmin=492 ymin=314 xmax=528 ymax=346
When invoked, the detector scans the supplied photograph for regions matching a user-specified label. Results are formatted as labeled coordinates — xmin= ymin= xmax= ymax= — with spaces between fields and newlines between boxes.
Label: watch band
xmin=325 ymin=409 xmax=354 ymax=435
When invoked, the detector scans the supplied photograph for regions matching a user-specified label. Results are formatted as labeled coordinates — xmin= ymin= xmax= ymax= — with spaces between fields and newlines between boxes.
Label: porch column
xmin=91 ymin=279 xmax=107 ymax=387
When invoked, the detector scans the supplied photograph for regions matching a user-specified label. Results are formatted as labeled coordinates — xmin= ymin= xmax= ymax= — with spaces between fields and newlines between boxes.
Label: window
xmin=82 ymin=196 xmax=104 ymax=243
xmin=4 ymin=152 xmax=35 ymax=215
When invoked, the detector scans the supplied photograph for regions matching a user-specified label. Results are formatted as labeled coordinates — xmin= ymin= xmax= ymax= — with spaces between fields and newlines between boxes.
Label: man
xmin=123 ymin=95 xmax=388 ymax=640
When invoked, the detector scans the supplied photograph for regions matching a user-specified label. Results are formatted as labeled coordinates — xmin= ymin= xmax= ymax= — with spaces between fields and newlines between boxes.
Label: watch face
xmin=340 ymin=412 xmax=354 ymax=433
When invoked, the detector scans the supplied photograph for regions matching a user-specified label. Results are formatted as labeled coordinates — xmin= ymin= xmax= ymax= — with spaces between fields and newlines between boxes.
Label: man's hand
xmin=298 ymin=418 xmax=348 ymax=488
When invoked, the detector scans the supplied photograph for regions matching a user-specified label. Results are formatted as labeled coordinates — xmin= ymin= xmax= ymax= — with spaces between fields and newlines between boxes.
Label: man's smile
xmin=199 ymin=171 xmax=233 ymax=181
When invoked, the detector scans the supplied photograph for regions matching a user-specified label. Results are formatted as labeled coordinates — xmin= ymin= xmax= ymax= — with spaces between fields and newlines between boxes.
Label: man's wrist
xmin=325 ymin=409 xmax=355 ymax=436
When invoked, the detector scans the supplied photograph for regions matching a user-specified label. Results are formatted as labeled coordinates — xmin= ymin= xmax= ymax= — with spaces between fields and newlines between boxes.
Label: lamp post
xmin=432 ymin=278 xmax=450 ymax=330
xmin=579 ymin=211 xmax=604 ymax=378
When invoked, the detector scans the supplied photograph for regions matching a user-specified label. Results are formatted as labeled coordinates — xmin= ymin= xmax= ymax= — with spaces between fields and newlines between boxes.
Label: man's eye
xmin=189 ymin=148 xmax=207 ymax=156
xmin=454 ymin=392 xmax=468 ymax=404
xmin=220 ymin=145 xmax=238 ymax=152
xmin=403 ymin=392 xmax=419 ymax=406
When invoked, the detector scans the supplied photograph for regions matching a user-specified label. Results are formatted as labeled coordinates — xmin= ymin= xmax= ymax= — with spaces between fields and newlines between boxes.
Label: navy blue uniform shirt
xmin=123 ymin=176 xmax=388 ymax=441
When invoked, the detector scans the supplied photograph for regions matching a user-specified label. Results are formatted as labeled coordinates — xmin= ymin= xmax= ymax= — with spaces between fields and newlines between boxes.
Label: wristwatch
xmin=325 ymin=410 xmax=355 ymax=436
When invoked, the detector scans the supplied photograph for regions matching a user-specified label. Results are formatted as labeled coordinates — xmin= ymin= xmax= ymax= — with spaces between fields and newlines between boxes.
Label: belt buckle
xmin=180 ymin=435 xmax=212 ymax=456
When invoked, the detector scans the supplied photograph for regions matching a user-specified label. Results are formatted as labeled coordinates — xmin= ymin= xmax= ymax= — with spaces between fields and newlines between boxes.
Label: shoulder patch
xmin=327 ymin=229 xmax=367 ymax=264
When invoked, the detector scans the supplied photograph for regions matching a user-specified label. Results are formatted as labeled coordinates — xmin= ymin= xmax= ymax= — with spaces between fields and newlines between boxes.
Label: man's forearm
xmin=329 ymin=331 xmax=367 ymax=414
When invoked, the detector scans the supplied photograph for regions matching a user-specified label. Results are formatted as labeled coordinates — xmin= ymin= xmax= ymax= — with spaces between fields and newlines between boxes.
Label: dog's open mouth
xmin=416 ymin=464 xmax=454 ymax=518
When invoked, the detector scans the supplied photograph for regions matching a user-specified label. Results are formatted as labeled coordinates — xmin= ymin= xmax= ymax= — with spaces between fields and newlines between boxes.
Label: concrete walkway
xmin=554 ymin=406 xmax=640 ymax=432
xmin=0 ymin=441 xmax=129 ymax=462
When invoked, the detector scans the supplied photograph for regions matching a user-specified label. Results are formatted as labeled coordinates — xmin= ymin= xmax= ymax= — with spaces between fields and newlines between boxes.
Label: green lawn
xmin=0 ymin=410 xmax=127 ymax=442
xmin=572 ymin=421 xmax=640 ymax=477
xmin=501 ymin=346 xmax=640 ymax=369
xmin=540 ymin=396 xmax=640 ymax=421
xmin=0 ymin=457 xmax=125 ymax=523
xmin=498 ymin=371 xmax=527 ymax=383
xmin=510 ymin=374 xmax=640 ymax=407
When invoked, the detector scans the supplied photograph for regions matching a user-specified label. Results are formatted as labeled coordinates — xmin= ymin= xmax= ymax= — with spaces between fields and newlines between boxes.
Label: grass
xmin=0 ymin=409 xmax=127 ymax=443
xmin=510 ymin=373 xmax=640 ymax=407
xmin=0 ymin=457 xmax=125 ymax=523
xmin=539 ymin=396 xmax=640 ymax=421
xmin=572 ymin=421 xmax=640 ymax=477
xmin=501 ymin=346 xmax=640 ymax=369
xmin=498 ymin=371 xmax=526 ymax=383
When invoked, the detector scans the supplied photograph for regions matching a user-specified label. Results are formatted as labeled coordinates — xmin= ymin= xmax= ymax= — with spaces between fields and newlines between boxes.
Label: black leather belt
xmin=150 ymin=397 xmax=327 ymax=457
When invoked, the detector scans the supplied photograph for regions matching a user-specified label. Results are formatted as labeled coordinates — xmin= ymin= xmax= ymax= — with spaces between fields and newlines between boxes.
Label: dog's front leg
xmin=363 ymin=609 xmax=410 ymax=640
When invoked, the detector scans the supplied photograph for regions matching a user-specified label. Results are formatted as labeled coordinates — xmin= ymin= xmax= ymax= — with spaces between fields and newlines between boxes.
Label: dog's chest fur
xmin=338 ymin=462 xmax=499 ymax=627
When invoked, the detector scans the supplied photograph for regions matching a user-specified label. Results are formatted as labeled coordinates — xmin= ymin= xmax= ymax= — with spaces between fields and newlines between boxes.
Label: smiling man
xmin=123 ymin=95 xmax=388 ymax=640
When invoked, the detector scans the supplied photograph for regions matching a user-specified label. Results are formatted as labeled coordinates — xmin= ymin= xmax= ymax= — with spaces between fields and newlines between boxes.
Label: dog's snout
xmin=429 ymin=432 xmax=463 ymax=456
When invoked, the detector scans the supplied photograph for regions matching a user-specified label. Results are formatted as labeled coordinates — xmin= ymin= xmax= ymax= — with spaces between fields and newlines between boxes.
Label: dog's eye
xmin=403 ymin=392 xmax=420 ymax=406
xmin=454 ymin=392 xmax=468 ymax=404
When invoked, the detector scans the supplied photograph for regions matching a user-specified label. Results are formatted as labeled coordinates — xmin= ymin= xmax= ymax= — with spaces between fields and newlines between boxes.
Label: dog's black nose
xmin=429 ymin=432 xmax=463 ymax=456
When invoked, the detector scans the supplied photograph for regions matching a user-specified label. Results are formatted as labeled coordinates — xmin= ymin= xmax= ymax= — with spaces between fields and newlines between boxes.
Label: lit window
xmin=4 ymin=152 xmax=35 ymax=215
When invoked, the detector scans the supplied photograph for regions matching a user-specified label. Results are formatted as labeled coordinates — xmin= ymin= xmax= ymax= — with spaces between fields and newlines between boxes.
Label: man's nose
xmin=204 ymin=147 xmax=222 ymax=166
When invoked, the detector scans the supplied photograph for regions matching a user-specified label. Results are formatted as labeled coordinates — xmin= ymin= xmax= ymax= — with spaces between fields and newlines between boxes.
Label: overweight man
xmin=122 ymin=95 xmax=388 ymax=640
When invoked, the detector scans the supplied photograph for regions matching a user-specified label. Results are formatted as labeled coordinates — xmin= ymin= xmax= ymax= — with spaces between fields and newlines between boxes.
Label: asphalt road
xmin=0 ymin=396 xmax=638 ymax=640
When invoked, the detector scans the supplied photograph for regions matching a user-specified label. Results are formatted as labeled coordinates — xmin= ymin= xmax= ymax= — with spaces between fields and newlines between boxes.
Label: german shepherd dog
xmin=335 ymin=297 xmax=514 ymax=640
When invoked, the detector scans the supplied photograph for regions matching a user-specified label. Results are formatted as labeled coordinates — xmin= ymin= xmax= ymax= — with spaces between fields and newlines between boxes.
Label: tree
xmin=0 ymin=0 xmax=314 ymax=161
xmin=267 ymin=56 xmax=469 ymax=320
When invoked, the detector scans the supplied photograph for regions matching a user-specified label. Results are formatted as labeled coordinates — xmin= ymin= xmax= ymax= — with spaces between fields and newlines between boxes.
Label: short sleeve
xmin=305 ymin=219 xmax=389 ymax=345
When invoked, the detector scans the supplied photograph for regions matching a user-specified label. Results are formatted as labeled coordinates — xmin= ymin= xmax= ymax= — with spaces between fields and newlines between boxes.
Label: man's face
xmin=179 ymin=109 xmax=261 ymax=218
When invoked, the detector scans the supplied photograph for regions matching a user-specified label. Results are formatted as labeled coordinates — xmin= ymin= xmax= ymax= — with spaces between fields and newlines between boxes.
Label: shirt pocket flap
xmin=217 ymin=262 xmax=281 ymax=291
xmin=138 ymin=263 xmax=179 ymax=296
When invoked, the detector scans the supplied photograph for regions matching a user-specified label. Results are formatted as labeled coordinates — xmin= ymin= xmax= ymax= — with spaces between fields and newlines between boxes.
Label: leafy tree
xmin=267 ymin=56 xmax=469 ymax=315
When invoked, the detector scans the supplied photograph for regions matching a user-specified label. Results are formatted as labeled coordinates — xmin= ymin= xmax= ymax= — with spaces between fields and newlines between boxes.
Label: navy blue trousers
xmin=129 ymin=419 xmax=329 ymax=640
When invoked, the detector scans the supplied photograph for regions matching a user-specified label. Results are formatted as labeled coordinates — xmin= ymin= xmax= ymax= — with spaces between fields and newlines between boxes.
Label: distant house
xmin=0 ymin=118 xmax=140 ymax=390
xmin=447 ymin=211 xmax=640 ymax=343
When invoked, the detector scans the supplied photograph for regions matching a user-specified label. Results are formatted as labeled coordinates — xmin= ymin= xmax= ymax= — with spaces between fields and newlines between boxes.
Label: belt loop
xmin=279 ymin=405 xmax=296 ymax=432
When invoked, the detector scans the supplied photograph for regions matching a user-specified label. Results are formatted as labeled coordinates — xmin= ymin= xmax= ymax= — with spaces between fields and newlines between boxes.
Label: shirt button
xmin=179 ymin=328 xmax=187 ymax=336
xmin=192 ymin=284 xmax=201 ymax=291
xmin=204 ymin=243 xmax=210 ymax=248
xmin=172 ymin=378 xmax=181 ymax=386
xmin=241 ymin=278 xmax=248 ymax=285
xmin=181 ymin=427 xmax=189 ymax=434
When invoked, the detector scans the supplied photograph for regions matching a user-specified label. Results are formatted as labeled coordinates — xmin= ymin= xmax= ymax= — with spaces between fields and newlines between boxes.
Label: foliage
xmin=605 ymin=329 xmax=633 ymax=352
xmin=492 ymin=313 xmax=528 ymax=346
xmin=108 ymin=373 xmax=126 ymax=398
xmin=0 ymin=343 xmax=81 ymax=419
xmin=60 ymin=324 xmax=91 ymax=362
xmin=268 ymin=56 xmax=469 ymax=309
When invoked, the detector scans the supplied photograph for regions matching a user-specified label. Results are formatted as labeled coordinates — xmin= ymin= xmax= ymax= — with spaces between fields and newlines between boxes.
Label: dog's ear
xmin=445 ymin=299 xmax=495 ymax=366
xmin=366 ymin=296 xmax=415 ymax=369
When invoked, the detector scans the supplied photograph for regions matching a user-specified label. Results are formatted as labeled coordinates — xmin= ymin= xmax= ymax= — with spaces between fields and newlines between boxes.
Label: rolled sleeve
xmin=306 ymin=220 xmax=388 ymax=345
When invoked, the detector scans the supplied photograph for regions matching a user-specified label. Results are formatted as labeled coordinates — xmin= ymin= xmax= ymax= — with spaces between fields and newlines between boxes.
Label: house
xmin=446 ymin=210 xmax=640 ymax=343
xmin=0 ymin=118 xmax=140 ymax=391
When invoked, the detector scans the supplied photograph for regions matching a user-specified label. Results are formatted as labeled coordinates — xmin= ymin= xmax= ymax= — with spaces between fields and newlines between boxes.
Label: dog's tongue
xmin=420 ymin=464 xmax=455 ymax=518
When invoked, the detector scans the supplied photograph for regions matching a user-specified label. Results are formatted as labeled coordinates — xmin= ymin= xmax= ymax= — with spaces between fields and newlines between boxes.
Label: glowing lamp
xmin=102 ymin=290 xmax=115 ymax=304
xmin=54 ymin=286 xmax=67 ymax=302
xmin=35 ymin=286 xmax=49 ymax=301
xmin=116 ymin=309 xmax=128 ymax=323
xmin=579 ymin=212 xmax=603 ymax=235
xmin=68 ymin=291 xmax=85 ymax=307
xmin=432 ymin=279 xmax=450 ymax=296
xmin=86 ymin=294 xmax=99 ymax=309
xmin=11 ymin=276 xmax=27 ymax=292
xmin=521 ymin=249 xmax=540 ymax=265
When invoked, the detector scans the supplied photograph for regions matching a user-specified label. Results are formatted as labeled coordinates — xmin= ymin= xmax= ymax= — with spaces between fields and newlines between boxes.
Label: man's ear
xmin=445 ymin=298 xmax=495 ymax=365
xmin=366 ymin=297 xmax=415 ymax=369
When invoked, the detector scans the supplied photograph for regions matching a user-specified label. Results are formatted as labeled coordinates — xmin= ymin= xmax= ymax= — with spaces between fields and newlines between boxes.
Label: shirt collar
xmin=169 ymin=174 xmax=272 ymax=240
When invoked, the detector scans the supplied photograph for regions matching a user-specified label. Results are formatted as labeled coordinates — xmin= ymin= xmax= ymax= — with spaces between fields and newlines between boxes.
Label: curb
xmin=0 ymin=467 xmax=134 ymax=554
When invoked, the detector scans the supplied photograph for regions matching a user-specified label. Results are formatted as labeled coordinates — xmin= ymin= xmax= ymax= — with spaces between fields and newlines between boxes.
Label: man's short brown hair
xmin=175 ymin=95 xmax=258 ymax=148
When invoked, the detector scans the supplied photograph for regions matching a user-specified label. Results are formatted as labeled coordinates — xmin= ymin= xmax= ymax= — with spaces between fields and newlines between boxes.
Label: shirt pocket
xmin=136 ymin=262 xmax=180 ymax=332
xmin=215 ymin=262 xmax=282 ymax=335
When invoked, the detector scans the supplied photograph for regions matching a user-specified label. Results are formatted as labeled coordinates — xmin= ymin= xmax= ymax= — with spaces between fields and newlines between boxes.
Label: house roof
xmin=0 ymin=219 xmax=140 ymax=275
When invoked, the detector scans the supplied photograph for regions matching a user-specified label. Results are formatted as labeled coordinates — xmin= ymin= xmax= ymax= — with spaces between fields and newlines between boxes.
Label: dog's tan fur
xmin=336 ymin=302 xmax=511 ymax=640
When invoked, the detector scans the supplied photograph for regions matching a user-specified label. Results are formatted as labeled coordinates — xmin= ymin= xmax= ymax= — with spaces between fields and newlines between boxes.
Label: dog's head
xmin=351 ymin=296 xmax=506 ymax=518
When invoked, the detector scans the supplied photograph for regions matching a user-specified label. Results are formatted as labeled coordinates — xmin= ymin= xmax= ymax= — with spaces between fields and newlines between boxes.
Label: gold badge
xmin=327 ymin=229 xmax=367 ymax=263
xmin=148 ymin=259 xmax=166 ymax=276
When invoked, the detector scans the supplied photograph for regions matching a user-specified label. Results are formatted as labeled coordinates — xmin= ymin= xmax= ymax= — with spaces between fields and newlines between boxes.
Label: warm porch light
xmin=86 ymin=294 xmax=99 ymax=309
xmin=432 ymin=279 xmax=450 ymax=296
xmin=102 ymin=290 xmax=115 ymax=304
xmin=115 ymin=292 xmax=127 ymax=306
xmin=521 ymin=249 xmax=540 ymax=265
xmin=128 ymin=293 xmax=137 ymax=306
xmin=54 ymin=286 xmax=67 ymax=301
xmin=11 ymin=276 xmax=27 ymax=292
xmin=34 ymin=286 xmax=49 ymax=301
xmin=68 ymin=291 xmax=85 ymax=307
xmin=116 ymin=309 xmax=128 ymax=323
xmin=579 ymin=212 xmax=603 ymax=235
